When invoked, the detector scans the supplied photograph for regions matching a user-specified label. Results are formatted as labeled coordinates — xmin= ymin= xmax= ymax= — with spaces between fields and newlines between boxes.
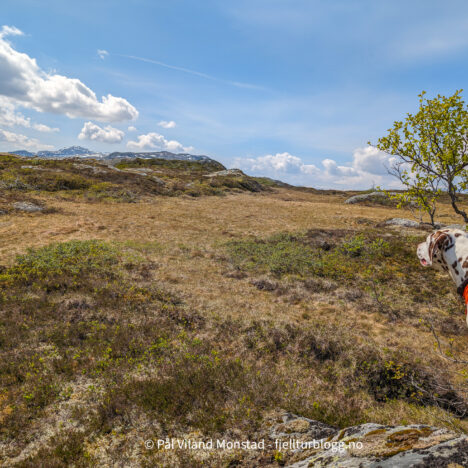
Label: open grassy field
xmin=0 ymin=155 xmax=467 ymax=466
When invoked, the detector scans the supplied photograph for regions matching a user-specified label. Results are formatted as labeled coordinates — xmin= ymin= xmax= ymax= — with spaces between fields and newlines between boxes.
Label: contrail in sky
xmin=117 ymin=53 xmax=266 ymax=91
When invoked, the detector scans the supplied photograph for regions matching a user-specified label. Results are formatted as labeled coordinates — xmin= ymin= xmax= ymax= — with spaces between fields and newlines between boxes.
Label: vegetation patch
xmin=0 ymin=154 xmax=271 ymax=203
xmin=0 ymin=240 xmax=360 ymax=464
xmin=224 ymin=228 xmax=460 ymax=315
xmin=114 ymin=157 xmax=225 ymax=173
xmin=3 ymin=237 xmax=465 ymax=466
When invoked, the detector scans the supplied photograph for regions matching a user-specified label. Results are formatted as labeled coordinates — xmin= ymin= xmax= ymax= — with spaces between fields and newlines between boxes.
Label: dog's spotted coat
xmin=417 ymin=228 xmax=468 ymax=326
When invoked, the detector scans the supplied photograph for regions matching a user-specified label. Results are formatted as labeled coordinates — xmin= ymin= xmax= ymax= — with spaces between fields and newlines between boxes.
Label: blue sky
xmin=1 ymin=0 xmax=467 ymax=188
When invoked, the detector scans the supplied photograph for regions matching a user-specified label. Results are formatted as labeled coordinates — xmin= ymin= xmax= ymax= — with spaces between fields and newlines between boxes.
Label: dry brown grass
xmin=0 ymin=189 xmax=462 ymax=320
xmin=0 ymin=190 xmax=466 ymax=361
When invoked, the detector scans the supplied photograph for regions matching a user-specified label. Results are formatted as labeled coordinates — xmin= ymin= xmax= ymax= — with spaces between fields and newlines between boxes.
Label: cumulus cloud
xmin=239 ymin=152 xmax=318 ymax=175
xmin=0 ymin=97 xmax=30 ymax=127
xmin=0 ymin=96 xmax=59 ymax=132
xmin=158 ymin=120 xmax=176 ymax=129
xmin=351 ymin=146 xmax=395 ymax=175
xmin=0 ymin=26 xmax=138 ymax=122
xmin=0 ymin=128 xmax=53 ymax=150
xmin=322 ymin=158 xmax=358 ymax=177
xmin=235 ymin=147 xmax=400 ymax=189
xmin=97 ymin=49 xmax=109 ymax=60
xmin=127 ymin=125 xmax=137 ymax=132
xmin=127 ymin=132 xmax=192 ymax=152
xmin=78 ymin=121 xmax=124 ymax=143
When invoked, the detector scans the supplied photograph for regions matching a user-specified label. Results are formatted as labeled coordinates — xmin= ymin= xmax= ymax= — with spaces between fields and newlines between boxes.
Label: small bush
xmin=226 ymin=233 xmax=317 ymax=277
xmin=23 ymin=173 xmax=92 ymax=191
xmin=0 ymin=240 xmax=119 ymax=292
xmin=340 ymin=234 xmax=366 ymax=257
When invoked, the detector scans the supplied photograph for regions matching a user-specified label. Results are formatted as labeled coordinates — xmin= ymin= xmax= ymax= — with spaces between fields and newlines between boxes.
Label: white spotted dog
xmin=417 ymin=228 xmax=468 ymax=326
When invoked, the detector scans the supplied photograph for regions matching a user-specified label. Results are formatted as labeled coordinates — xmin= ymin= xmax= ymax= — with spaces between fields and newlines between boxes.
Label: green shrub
xmin=0 ymin=240 xmax=119 ymax=293
xmin=115 ymin=157 xmax=225 ymax=173
xmin=224 ymin=230 xmax=454 ymax=306
xmin=23 ymin=173 xmax=92 ymax=191
xmin=226 ymin=234 xmax=317 ymax=277
xmin=340 ymin=234 xmax=366 ymax=257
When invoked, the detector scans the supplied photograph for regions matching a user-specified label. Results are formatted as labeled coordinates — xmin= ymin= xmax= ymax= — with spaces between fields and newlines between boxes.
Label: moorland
xmin=0 ymin=153 xmax=467 ymax=467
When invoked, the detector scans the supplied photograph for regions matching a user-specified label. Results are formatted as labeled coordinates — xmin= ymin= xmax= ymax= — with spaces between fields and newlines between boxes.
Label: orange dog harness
xmin=463 ymin=285 xmax=468 ymax=319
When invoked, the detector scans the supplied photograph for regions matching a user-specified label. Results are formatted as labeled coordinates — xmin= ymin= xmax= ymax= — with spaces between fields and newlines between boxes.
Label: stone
xmin=12 ymin=201 xmax=43 ymax=212
xmin=344 ymin=192 xmax=390 ymax=204
xmin=150 ymin=176 xmax=166 ymax=186
xmin=123 ymin=168 xmax=150 ymax=176
xmin=203 ymin=169 xmax=245 ymax=177
xmin=382 ymin=218 xmax=420 ymax=228
xmin=72 ymin=163 xmax=108 ymax=174
xmin=20 ymin=165 xmax=62 ymax=172
xmin=444 ymin=224 xmax=467 ymax=230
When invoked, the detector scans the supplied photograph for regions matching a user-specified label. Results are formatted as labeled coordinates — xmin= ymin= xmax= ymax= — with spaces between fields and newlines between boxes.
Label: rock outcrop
xmin=203 ymin=169 xmax=245 ymax=177
xmin=12 ymin=201 xmax=43 ymax=213
xmin=379 ymin=218 xmax=468 ymax=231
xmin=344 ymin=192 xmax=391 ymax=205
xmin=381 ymin=217 xmax=421 ymax=228
xmin=266 ymin=412 xmax=468 ymax=468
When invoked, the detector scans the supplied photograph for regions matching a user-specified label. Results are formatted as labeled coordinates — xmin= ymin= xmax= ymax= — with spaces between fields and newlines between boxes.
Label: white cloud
xmin=239 ymin=152 xmax=318 ymax=175
xmin=0 ymin=26 xmax=138 ymax=122
xmin=78 ymin=121 xmax=124 ymax=143
xmin=33 ymin=123 xmax=59 ymax=133
xmin=97 ymin=49 xmax=109 ymax=60
xmin=158 ymin=120 xmax=176 ymax=129
xmin=127 ymin=125 xmax=137 ymax=132
xmin=0 ymin=96 xmax=59 ymax=132
xmin=351 ymin=146 xmax=394 ymax=175
xmin=0 ymin=25 xmax=23 ymax=39
xmin=234 ymin=147 xmax=401 ymax=189
xmin=322 ymin=158 xmax=358 ymax=177
xmin=127 ymin=132 xmax=192 ymax=152
xmin=0 ymin=97 xmax=30 ymax=127
xmin=0 ymin=128 xmax=53 ymax=150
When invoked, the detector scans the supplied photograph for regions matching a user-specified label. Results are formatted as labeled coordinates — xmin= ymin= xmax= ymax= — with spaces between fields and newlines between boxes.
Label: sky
xmin=1 ymin=0 xmax=467 ymax=189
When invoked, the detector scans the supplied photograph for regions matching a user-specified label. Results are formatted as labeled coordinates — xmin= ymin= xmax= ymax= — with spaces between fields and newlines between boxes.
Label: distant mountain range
xmin=11 ymin=146 xmax=96 ymax=158
xmin=10 ymin=146 xmax=216 ymax=163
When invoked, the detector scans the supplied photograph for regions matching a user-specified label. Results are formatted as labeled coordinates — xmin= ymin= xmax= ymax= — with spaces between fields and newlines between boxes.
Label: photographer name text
xmin=145 ymin=438 xmax=363 ymax=452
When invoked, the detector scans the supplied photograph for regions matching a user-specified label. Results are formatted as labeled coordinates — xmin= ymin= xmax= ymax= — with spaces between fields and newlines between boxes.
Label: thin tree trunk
xmin=448 ymin=183 xmax=468 ymax=223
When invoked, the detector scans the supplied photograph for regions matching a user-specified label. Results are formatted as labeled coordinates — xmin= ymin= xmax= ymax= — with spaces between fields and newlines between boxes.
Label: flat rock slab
xmin=204 ymin=169 xmax=245 ymax=177
xmin=72 ymin=163 xmax=108 ymax=174
xmin=444 ymin=224 xmax=467 ymax=230
xmin=382 ymin=217 xmax=421 ymax=228
xmin=379 ymin=219 xmax=467 ymax=231
xmin=20 ymin=166 xmax=63 ymax=172
xmin=12 ymin=201 xmax=44 ymax=212
xmin=344 ymin=192 xmax=390 ymax=204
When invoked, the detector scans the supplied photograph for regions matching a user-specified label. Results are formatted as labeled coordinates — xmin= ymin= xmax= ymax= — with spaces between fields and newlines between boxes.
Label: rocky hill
xmin=0 ymin=152 xmax=270 ymax=213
